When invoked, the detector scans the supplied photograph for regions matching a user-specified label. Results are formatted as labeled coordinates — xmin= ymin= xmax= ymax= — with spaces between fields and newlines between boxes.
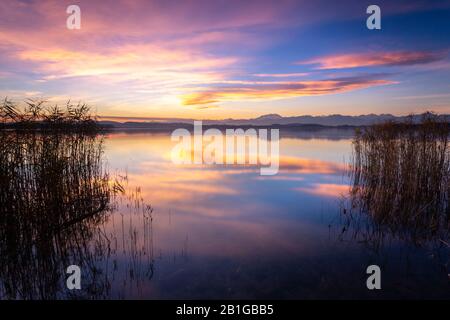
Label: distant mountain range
xmin=99 ymin=112 xmax=449 ymax=129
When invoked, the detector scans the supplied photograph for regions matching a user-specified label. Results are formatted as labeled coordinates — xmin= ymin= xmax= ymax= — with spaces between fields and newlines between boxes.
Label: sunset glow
xmin=1 ymin=0 xmax=449 ymax=118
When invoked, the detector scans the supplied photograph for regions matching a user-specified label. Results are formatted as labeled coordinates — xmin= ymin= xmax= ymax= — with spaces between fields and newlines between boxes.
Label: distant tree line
xmin=0 ymin=98 xmax=100 ymax=131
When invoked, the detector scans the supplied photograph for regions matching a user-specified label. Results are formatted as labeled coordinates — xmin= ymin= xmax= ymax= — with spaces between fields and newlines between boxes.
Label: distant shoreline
xmin=99 ymin=122 xmax=360 ymax=132
xmin=98 ymin=112 xmax=449 ymax=128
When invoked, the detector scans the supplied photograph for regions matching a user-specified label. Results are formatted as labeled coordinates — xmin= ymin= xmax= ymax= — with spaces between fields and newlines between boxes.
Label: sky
xmin=0 ymin=0 xmax=449 ymax=119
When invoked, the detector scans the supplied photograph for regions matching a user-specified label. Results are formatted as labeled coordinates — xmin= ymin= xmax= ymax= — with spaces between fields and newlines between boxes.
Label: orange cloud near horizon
xmin=181 ymin=77 xmax=395 ymax=106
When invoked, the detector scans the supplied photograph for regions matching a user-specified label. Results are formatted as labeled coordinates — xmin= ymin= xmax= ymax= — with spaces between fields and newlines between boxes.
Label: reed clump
xmin=0 ymin=97 xmax=99 ymax=131
xmin=350 ymin=113 xmax=449 ymax=235
xmin=0 ymin=130 xmax=155 ymax=299
xmin=0 ymin=131 xmax=111 ymax=298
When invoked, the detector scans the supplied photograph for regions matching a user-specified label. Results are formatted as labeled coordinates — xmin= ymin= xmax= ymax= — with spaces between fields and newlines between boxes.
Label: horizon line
xmin=97 ymin=111 xmax=448 ymax=123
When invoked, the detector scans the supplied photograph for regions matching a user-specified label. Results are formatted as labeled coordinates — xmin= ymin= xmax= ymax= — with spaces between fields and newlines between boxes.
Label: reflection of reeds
xmin=0 ymin=131 xmax=154 ymax=299
xmin=0 ymin=131 xmax=111 ymax=298
xmin=348 ymin=113 xmax=449 ymax=239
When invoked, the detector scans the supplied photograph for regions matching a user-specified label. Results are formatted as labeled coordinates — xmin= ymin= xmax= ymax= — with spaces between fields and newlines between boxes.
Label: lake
xmin=0 ymin=129 xmax=449 ymax=299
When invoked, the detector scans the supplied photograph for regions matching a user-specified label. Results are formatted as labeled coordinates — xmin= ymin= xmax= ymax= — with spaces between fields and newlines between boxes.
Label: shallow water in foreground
xmin=100 ymin=130 xmax=449 ymax=299
xmin=1 ymin=129 xmax=449 ymax=299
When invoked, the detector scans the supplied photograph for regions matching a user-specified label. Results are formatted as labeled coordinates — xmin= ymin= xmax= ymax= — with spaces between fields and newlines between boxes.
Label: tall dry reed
xmin=350 ymin=113 xmax=449 ymax=236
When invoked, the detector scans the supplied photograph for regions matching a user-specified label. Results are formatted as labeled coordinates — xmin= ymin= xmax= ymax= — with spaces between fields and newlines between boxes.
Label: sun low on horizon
xmin=0 ymin=0 xmax=449 ymax=120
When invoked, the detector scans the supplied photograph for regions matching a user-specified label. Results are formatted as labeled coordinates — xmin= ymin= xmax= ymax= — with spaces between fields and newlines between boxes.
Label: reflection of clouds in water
xmin=102 ymin=132 xmax=349 ymax=262
xmin=295 ymin=183 xmax=349 ymax=198
xmin=104 ymin=132 xmax=349 ymax=216
xmin=2 ymin=131 xmax=443 ymax=299
xmin=102 ymin=129 xmax=450 ymax=299
xmin=280 ymin=156 xmax=346 ymax=174
xmin=110 ymin=155 xmax=347 ymax=218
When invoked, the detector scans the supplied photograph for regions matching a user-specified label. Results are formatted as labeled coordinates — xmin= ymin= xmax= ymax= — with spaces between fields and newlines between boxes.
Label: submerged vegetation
xmin=0 ymin=97 xmax=100 ymax=131
xmin=343 ymin=113 xmax=449 ymax=243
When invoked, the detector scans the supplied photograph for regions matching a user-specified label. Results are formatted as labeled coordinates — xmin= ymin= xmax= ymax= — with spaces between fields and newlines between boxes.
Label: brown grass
xmin=0 ymin=130 xmax=155 ymax=299
xmin=0 ymin=97 xmax=99 ymax=131
xmin=348 ymin=113 xmax=449 ymax=239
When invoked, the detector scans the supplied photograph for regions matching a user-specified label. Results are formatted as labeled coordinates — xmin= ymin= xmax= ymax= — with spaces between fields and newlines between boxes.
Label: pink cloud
xmin=253 ymin=73 xmax=309 ymax=78
xmin=299 ymin=51 xmax=446 ymax=70
xmin=182 ymin=76 xmax=395 ymax=105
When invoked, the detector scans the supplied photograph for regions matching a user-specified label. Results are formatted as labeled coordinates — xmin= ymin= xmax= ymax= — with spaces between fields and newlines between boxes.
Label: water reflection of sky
xmin=101 ymin=131 xmax=450 ymax=299
xmin=104 ymin=132 xmax=350 ymax=241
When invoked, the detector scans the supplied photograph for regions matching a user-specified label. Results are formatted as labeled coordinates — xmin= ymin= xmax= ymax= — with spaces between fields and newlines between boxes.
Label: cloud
xmin=253 ymin=73 xmax=309 ymax=78
xmin=181 ymin=75 xmax=395 ymax=106
xmin=18 ymin=45 xmax=236 ymax=82
xmin=299 ymin=51 xmax=446 ymax=70
xmin=0 ymin=0 xmax=277 ymax=110
xmin=1 ymin=0 xmax=449 ymax=116
xmin=0 ymin=0 xmax=296 ymax=48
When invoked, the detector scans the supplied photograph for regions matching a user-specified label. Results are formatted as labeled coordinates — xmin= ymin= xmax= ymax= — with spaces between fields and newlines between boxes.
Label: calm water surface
xmin=97 ymin=130 xmax=449 ymax=299
xmin=1 ymin=129 xmax=448 ymax=299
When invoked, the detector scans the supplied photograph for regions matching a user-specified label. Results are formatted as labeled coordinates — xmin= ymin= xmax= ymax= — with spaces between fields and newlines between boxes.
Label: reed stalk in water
xmin=348 ymin=113 xmax=449 ymax=239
